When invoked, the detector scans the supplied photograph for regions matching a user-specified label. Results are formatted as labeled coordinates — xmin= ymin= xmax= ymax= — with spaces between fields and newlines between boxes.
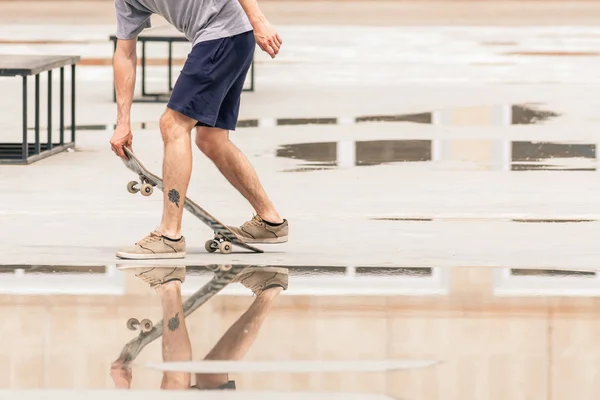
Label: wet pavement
xmin=2 ymin=1 xmax=600 ymax=399
xmin=2 ymin=264 xmax=600 ymax=399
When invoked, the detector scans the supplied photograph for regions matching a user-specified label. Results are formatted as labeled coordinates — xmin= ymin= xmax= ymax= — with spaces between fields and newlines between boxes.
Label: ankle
xmin=259 ymin=213 xmax=283 ymax=225
xmin=157 ymin=228 xmax=182 ymax=240
xmin=156 ymin=279 xmax=181 ymax=294
xmin=258 ymin=285 xmax=283 ymax=299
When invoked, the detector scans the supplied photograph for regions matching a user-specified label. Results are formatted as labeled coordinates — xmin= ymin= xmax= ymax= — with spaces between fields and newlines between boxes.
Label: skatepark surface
xmin=2 ymin=1 xmax=600 ymax=399
xmin=1 ymin=1 xmax=600 ymax=269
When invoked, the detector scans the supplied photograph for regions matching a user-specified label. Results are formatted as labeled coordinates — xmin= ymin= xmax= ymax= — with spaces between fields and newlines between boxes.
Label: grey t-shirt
xmin=114 ymin=0 xmax=252 ymax=46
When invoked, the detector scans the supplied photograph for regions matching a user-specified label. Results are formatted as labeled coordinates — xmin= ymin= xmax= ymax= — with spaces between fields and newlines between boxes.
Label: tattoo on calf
xmin=167 ymin=312 xmax=180 ymax=331
xmin=168 ymin=189 xmax=180 ymax=208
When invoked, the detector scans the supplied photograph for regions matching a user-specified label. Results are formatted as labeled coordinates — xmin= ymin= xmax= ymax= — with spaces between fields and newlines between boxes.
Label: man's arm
xmin=110 ymin=38 xmax=137 ymax=158
xmin=113 ymin=38 xmax=137 ymax=127
xmin=238 ymin=0 xmax=282 ymax=58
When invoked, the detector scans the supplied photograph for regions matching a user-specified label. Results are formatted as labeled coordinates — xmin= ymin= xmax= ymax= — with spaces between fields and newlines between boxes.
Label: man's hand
xmin=252 ymin=17 xmax=282 ymax=58
xmin=237 ymin=0 xmax=282 ymax=58
xmin=110 ymin=361 xmax=132 ymax=389
xmin=110 ymin=124 xmax=133 ymax=159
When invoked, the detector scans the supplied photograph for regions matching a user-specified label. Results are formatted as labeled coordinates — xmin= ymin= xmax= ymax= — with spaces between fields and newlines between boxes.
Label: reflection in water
xmin=113 ymin=265 xmax=289 ymax=390
xmin=511 ymin=141 xmax=596 ymax=171
xmin=355 ymin=104 xmax=559 ymax=126
xmin=277 ymin=139 xmax=597 ymax=172
xmin=275 ymin=103 xmax=580 ymax=172
xmin=4 ymin=264 xmax=600 ymax=397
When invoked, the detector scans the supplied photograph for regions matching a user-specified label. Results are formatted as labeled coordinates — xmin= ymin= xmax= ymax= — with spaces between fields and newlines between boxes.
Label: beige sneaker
xmin=232 ymin=266 xmax=289 ymax=296
xmin=117 ymin=265 xmax=186 ymax=288
xmin=116 ymin=231 xmax=186 ymax=260
xmin=228 ymin=215 xmax=288 ymax=244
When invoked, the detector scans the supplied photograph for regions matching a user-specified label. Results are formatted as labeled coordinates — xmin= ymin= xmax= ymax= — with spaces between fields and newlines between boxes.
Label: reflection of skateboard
xmin=121 ymin=146 xmax=263 ymax=254
xmin=115 ymin=264 xmax=253 ymax=364
xmin=126 ymin=318 xmax=153 ymax=333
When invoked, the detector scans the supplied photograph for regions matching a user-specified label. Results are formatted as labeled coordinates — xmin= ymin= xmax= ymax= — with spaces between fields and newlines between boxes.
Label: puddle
xmin=277 ymin=139 xmax=596 ymax=172
xmin=2 ymin=263 xmax=600 ymax=395
xmin=61 ymin=104 xmax=559 ymax=132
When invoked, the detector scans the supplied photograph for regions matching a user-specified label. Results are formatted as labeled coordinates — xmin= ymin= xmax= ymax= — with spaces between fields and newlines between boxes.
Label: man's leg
xmin=118 ymin=266 xmax=192 ymax=389
xmin=196 ymin=126 xmax=282 ymax=224
xmin=116 ymin=109 xmax=197 ymax=260
xmin=194 ymin=31 xmax=288 ymax=244
xmin=193 ymin=267 xmax=288 ymax=390
xmin=157 ymin=109 xmax=198 ymax=238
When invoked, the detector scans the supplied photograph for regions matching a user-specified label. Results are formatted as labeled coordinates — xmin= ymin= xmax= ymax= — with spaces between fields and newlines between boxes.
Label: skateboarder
xmin=110 ymin=0 xmax=288 ymax=259
xmin=110 ymin=265 xmax=288 ymax=390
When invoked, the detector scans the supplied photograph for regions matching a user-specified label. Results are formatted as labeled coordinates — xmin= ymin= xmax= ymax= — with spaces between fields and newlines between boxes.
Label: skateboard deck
xmin=115 ymin=264 xmax=254 ymax=364
xmin=121 ymin=146 xmax=262 ymax=254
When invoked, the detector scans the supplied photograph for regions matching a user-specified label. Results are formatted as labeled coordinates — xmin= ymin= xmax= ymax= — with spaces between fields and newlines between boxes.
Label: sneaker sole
xmin=115 ymin=252 xmax=187 ymax=260
xmin=243 ymin=236 xmax=288 ymax=244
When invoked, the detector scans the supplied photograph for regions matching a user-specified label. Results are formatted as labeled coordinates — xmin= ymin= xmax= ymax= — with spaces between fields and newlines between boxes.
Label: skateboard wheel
xmin=218 ymin=241 xmax=232 ymax=254
xmin=220 ymin=265 xmax=233 ymax=272
xmin=127 ymin=181 xmax=139 ymax=194
xmin=126 ymin=317 xmax=140 ymax=331
xmin=205 ymin=239 xmax=218 ymax=253
xmin=140 ymin=319 xmax=153 ymax=333
xmin=141 ymin=183 xmax=153 ymax=196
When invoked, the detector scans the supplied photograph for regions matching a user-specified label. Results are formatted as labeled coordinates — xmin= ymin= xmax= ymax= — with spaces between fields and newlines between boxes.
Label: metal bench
xmin=0 ymin=55 xmax=79 ymax=165
xmin=109 ymin=32 xmax=255 ymax=103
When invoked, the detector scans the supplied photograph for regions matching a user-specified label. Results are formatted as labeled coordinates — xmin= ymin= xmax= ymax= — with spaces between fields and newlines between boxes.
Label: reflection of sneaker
xmin=118 ymin=265 xmax=186 ymax=288
xmin=116 ymin=231 xmax=186 ymax=259
xmin=228 ymin=215 xmax=288 ymax=244
xmin=232 ymin=266 xmax=289 ymax=296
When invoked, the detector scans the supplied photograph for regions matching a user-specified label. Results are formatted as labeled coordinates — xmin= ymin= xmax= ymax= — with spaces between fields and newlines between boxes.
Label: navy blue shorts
xmin=167 ymin=30 xmax=255 ymax=131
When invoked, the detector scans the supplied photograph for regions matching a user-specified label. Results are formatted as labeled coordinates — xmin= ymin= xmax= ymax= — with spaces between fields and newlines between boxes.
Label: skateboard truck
xmin=127 ymin=175 xmax=155 ymax=197
xmin=205 ymin=234 xmax=233 ymax=254
xmin=126 ymin=317 xmax=153 ymax=333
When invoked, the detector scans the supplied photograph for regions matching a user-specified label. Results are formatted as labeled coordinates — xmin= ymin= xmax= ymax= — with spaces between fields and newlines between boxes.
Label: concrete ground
xmin=1 ymin=1 xmax=600 ymax=270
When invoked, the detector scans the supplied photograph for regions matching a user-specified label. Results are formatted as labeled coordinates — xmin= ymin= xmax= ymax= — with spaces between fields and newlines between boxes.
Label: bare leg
xmin=194 ymin=286 xmax=283 ymax=389
xmin=157 ymin=109 xmax=197 ymax=238
xmin=195 ymin=126 xmax=282 ymax=224
xmin=156 ymin=280 xmax=193 ymax=389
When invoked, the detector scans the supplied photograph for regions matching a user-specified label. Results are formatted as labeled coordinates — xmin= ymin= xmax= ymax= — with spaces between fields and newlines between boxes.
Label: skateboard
xmin=115 ymin=264 xmax=253 ymax=364
xmin=121 ymin=146 xmax=263 ymax=254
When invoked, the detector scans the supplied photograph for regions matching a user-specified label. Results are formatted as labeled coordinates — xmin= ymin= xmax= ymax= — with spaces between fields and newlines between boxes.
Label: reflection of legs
xmin=157 ymin=279 xmax=192 ymax=389
xmin=194 ymin=286 xmax=283 ymax=389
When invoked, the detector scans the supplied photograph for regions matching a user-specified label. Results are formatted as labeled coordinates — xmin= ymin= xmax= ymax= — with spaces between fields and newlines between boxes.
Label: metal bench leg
xmin=250 ymin=59 xmax=255 ymax=91
xmin=141 ymin=41 xmax=147 ymax=96
xmin=22 ymin=76 xmax=28 ymax=162
xmin=168 ymin=41 xmax=173 ymax=91
xmin=48 ymin=70 xmax=53 ymax=150
xmin=60 ymin=66 xmax=64 ymax=145
xmin=71 ymin=64 xmax=76 ymax=143
xmin=35 ymin=74 xmax=40 ymax=155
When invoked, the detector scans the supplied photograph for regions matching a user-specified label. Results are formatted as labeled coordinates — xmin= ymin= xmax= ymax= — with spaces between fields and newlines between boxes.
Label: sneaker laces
xmin=241 ymin=215 xmax=263 ymax=229
xmin=136 ymin=231 xmax=162 ymax=246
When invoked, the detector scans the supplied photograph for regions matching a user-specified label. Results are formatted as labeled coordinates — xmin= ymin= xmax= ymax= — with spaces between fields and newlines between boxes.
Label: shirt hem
xmin=191 ymin=25 xmax=253 ymax=47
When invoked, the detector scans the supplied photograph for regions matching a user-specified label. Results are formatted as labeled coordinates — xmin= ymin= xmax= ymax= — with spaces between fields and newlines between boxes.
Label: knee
xmin=159 ymin=110 xmax=193 ymax=143
xmin=195 ymin=128 xmax=227 ymax=159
